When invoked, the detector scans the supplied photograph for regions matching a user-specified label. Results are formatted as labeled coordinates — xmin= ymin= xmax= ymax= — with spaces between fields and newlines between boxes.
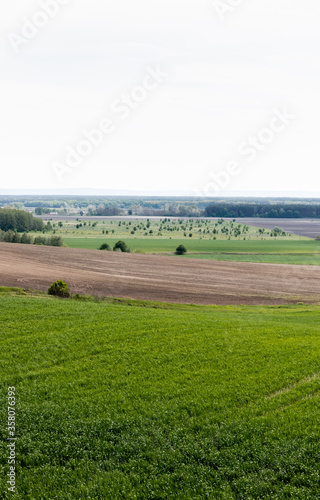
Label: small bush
xmin=12 ymin=232 xmax=21 ymax=243
xmin=48 ymin=236 xmax=63 ymax=247
xmin=48 ymin=280 xmax=70 ymax=298
xmin=99 ymin=243 xmax=111 ymax=251
xmin=3 ymin=230 xmax=15 ymax=243
xmin=34 ymin=236 xmax=46 ymax=245
xmin=175 ymin=245 xmax=187 ymax=255
xmin=21 ymin=233 xmax=33 ymax=244
xmin=113 ymin=240 xmax=131 ymax=253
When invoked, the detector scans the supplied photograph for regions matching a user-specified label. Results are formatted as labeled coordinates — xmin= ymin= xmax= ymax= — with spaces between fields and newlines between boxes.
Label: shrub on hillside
xmin=175 ymin=245 xmax=187 ymax=255
xmin=99 ymin=243 xmax=111 ymax=251
xmin=0 ymin=231 xmax=63 ymax=247
xmin=34 ymin=236 xmax=46 ymax=245
xmin=34 ymin=235 xmax=63 ymax=246
xmin=3 ymin=230 xmax=15 ymax=243
xmin=113 ymin=240 xmax=131 ymax=253
xmin=12 ymin=232 xmax=21 ymax=243
xmin=48 ymin=235 xmax=63 ymax=247
xmin=0 ymin=230 xmax=33 ymax=244
xmin=20 ymin=233 xmax=33 ymax=244
xmin=48 ymin=280 xmax=70 ymax=298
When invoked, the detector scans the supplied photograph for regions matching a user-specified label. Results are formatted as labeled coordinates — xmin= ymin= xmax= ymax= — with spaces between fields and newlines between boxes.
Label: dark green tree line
xmin=0 ymin=209 xmax=44 ymax=232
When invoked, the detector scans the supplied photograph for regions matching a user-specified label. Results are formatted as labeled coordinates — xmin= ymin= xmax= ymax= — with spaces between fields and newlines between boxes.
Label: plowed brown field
xmin=1 ymin=242 xmax=320 ymax=305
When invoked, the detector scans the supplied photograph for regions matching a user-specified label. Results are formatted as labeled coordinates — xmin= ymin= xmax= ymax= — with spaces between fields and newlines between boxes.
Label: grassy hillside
xmin=33 ymin=217 xmax=308 ymax=250
xmin=42 ymin=218 xmax=305 ymax=242
xmin=1 ymin=293 xmax=320 ymax=498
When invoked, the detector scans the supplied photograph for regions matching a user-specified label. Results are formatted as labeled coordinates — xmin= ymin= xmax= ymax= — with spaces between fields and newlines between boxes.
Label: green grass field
xmin=63 ymin=237 xmax=319 ymax=253
xmin=1 ymin=291 xmax=320 ymax=498
xmin=27 ymin=217 xmax=320 ymax=265
xmin=62 ymin=237 xmax=320 ymax=265
xmin=45 ymin=218 xmax=304 ymax=243
xmin=182 ymin=252 xmax=320 ymax=265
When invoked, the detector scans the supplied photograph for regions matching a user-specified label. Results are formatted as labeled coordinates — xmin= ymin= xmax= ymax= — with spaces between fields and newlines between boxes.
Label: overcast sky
xmin=1 ymin=0 xmax=320 ymax=195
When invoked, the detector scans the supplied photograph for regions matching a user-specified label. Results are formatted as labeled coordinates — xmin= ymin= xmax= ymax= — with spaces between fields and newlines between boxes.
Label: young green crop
xmin=26 ymin=217 xmax=319 ymax=266
xmin=1 ymin=294 xmax=320 ymax=498
xmin=61 ymin=237 xmax=320 ymax=265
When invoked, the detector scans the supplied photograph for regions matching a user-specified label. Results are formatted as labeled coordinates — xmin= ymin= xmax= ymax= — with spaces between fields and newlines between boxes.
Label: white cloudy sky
xmin=1 ymin=0 xmax=320 ymax=195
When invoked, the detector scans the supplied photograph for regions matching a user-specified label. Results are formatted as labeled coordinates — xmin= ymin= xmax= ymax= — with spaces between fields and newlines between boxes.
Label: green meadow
xmin=62 ymin=237 xmax=315 ymax=253
xmin=30 ymin=217 xmax=320 ymax=265
xmin=182 ymin=251 xmax=320 ymax=266
xmin=46 ymin=218 xmax=306 ymax=243
xmin=1 ymin=291 xmax=320 ymax=499
xmin=61 ymin=237 xmax=320 ymax=266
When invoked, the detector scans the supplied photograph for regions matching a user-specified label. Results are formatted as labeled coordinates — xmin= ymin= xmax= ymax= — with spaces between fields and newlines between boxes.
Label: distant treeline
xmin=204 ymin=203 xmax=320 ymax=219
xmin=0 ymin=230 xmax=63 ymax=246
xmin=2 ymin=197 xmax=320 ymax=218
xmin=93 ymin=206 xmax=123 ymax=216
xmin=0 ymin=209 xmax=44 ymax=232
xmin=90 ymin=204 xmax=201 ymax=217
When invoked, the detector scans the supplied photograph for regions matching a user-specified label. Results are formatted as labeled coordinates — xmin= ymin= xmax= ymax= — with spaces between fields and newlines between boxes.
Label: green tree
xmin=175 ymin=245 xmax=187 ymax=255
xmin=113 ymin=240 xmax=130 ymax=252
xmin=12 ymin=232 xmax=21 ymax=243
xmin=99 ymin=243 xmax=111 ymax=251
xmin=0 ymin=208 xmax=44 ymax=232
xmin=34 ymin=236 xmax=46 ymax=245
xmin=48 ymin=236 xmax=63 ymax=247
xmin=3 ymin=230 xmax=15 ymax=242
xmin=21 ymin=233 xmax=33 ymax=244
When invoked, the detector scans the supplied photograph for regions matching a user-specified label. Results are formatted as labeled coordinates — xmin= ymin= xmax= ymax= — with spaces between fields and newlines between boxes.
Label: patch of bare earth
xmin=1 ymin=243 xmax=320 ymax=305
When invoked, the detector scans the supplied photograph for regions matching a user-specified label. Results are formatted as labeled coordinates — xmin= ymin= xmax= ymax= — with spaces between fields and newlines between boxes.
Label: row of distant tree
xmin=3 ymin=200 xmax=320 ymax=220
xmin=88 ymin=203 xmax=202 ymax=217
xmin=35 ymin=207 xmax=52 ymax=215
xmin=0 ymin=209 xmax=44 ymax=232
xmin=43 ymin=201 xmax=320 ymax=218
xmin=204 ymin=203 xmax=320 ymax=218
xmin=0 ymin=230 xmax=63 ymax=246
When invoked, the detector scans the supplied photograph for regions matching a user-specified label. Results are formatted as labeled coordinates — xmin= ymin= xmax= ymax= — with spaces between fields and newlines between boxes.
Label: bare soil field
xmin=1 ymin=243 xmax=320 ymax=305
xmin=233 ymin=218 xmax=320 ymax=239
